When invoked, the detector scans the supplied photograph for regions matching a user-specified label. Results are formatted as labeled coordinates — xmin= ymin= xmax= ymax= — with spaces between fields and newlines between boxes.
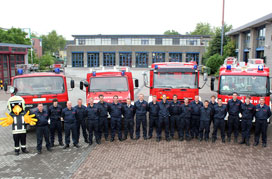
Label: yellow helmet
xmin=7 ymin=96 xmax=25 ymax=112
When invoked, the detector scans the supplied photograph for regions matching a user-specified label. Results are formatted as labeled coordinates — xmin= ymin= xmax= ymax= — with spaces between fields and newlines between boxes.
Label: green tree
xmin=28 ymin=49 xmax=39 ymax=64
xmin=41 ymin=30 xmax=66 ymax=55
xmin=190 ymin=22 xmax=214 ymax=36
xmin=39 ymin=53 xmax=55 ymax=70
xmin=223 ymin=40 xmax=236 ymax=58
xmin=164 ymin=30 xmax=180 ymax=35
xmin=0 ymin=28 xmax=31 ymax=45
xmin=206 ymin=53 xmax=224 ymax=74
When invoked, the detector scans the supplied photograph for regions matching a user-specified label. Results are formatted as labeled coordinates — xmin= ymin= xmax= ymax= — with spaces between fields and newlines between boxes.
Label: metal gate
xmin=103 ymin=52 xmax=115 ymax=66
xmin=169 ymin=52 xmax=182 ymax=62
xmin=87 ymin=52 xmax=99 ymax=67
xmin=152 ymin=52 xmax=165 ymax=63
xmin=136 ymin=52 xmax=148 ymax=68
xmin=119 ymin=52 xmax=132 ymax=67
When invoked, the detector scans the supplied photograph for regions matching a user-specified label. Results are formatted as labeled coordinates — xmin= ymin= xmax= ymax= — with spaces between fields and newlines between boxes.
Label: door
xmin=136 ymin=52 xmax=148 ymax=68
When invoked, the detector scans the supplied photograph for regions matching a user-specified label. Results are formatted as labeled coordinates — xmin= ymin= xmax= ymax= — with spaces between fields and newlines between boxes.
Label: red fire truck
xmin=211 ymin=57 xmax=271 ymax=106
xmin=80 ymin=67 xmax=139 ymax=104
xmin=4 ymin=68 xmax=75 ymax=112
xmin=143 ymin=62 xmax=207 ymax=103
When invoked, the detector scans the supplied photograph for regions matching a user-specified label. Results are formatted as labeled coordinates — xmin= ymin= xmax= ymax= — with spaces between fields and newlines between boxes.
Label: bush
xmin=206 ymin=53 xmax=224 ymax=74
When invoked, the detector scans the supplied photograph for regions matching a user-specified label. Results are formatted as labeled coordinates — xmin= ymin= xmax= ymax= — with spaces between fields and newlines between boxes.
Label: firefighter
xmin=212 ymin=98 xmax=227 ymax=143
xmin=34 ymin=103 xmax=51 ymax=154
xmin=227 ymin=92 xmax=242 ymax=143
xmin=62 ymin=101 xmax=79 ymax=149
xmin=180 ymin=98 xmax=192 ymax=141
xmin=199 ymin=100 xmax=212 ymax=141
xmin=148 ymin=95 xmax=159 ymax=139
xmin=240 ymin=96 xmax=255 ymax=146
xmin=97 ymin=94 xmax=109 ymax=141
xmin=254 ymin=97 xmax=271 ymax=147
xmin=208 ymin=95 xmax=217 ymax=127
xmin=157 ymin=94 xmax=171 ymax=142
xmin=75 ymin=98 xmax=88 ymax=144
xmin=0 ymin=96 xmax=37 ymax=155
xmin=109 ymin=95 xmax=123 ymax=142
xmin=134 ymin=94 xmax=148 ymax=140
xmin=122 ymin=98 xmax=135 ymax=140
xmin=190 ymin=95 xmax=203 ymax=139
xmin=169 ymin=94 xmax=182 ymax=140
xmin=86 ymin=97 xmax=100 ymax=145
xmin=48 ymin=99 xmax=63 ymax=147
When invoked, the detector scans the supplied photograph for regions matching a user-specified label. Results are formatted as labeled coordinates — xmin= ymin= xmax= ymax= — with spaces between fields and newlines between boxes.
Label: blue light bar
xmin=92 ymin=71 xmax=96 ymax=76
xmin=154 ymin=65 xmax=158 ymax=70
xmin=121 ymin=70 xmax=125 ymax=76
xmin=17 ymin=69 xmax=23 ymax=75
xmin=194 ymin=65 xmax=198 ymax=70
xmin=54 ymin=68 xmax=60 ymax=73
xmin=226 ymin=65 xmax=231 ymax=70
xmin=258 ymin=65 xmax=263 ymax=71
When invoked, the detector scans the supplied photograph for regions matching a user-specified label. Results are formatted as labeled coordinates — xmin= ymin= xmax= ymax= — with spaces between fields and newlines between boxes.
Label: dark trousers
xmin=50 ymin=120 xmax=63 ymax=144
xmin=199 ymin=120 xmax=210 ymax=139
xmin=170 ymin=115 xmax=180 ymax=137
xmin=136 ymin=115 xmax=147 ymax=138
xmin=13 ymin=133 xmax=26 ymax=151
xmin=227 ymin=115 xmax=239 ymax=138
xmin=64 ymin=123 xmax=77 ymax=145
xmin=190 ymin=115 xmax=200 ymax=138
xmin=209 ymin=116 xmax=214 ymax=127
xmin=88 ymin=120 xmax=99 ymax=142
xmin=111 ymin=117 xmax=122 ymax=139
xmin=36 ymin=126 xmax=50 ymax=151
xmin=212 ymin=118 xmax=225 ymax=139
xmin=180 ymin=117 xmax=190 ymax=138
xmin=124 ymin=118 xmax=134 ymax=138
xmin=241 ymin=119 xmax=252 ymax=140
xmin=255 ymin=119 xmax=268 ymax=144
xmin=76 ymin=119 xmax=88 ymax=142
xmin=99 ymin=116 xmax=109 ymax=139
xmin=157 ymin=116 xmax=170 ymax=139
xmin=148 ymin=115 xmax=158 ymax=137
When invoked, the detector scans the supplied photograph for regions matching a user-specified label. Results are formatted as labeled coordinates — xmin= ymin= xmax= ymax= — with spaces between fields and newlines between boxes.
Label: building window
xmin=132 ymin=38 xmax=141 ymax=45
xmin=136 ymin=52 xmax=148 ymax=68
xmin=72 ymin=52 xmax=84 ymax=67
xmin=87 ymin=52 xmax=99 ymax=67
xmin=119 ymin=52 xmax=132 ymax=67
xmin=141 ymin=39 xmax=149 ymax=45
xmin=78 ymin=38 xmax=86 ymax=45
xmin=186 ymin=39 xmax=198 ymax=46
xmin=162 ymin=38 xmax=172 ymax=45
xmin=186 ymin=53 xmax=199 ymax=64
xmin=172 ymin=38 xmax=180 ymax=45
xmin=155 ymin=38 xmax=162 ymax=45
xmin=103 ymin=52 xmax=115 ymax=66
xmin=235 ymin=36 xmax=239 ymax=49
xmin=102 ymin=38 xmax=111 ymax=45
xmin=85 ymin=38 xmax=96 ymax=45
xmin=111 ymin=38 xmax=118 ymax=45
xmin=152 ymin=52 xmax=165 ymax=63
xmin=257 ymin=27 xmax=266 ymax=48
xmin=169 ymin=53 xmax=182 ymax=62
xmin=244 ymin=32 xmax=250 ymax=49
xmin=0 ymin=46 xmax=9 ymax=51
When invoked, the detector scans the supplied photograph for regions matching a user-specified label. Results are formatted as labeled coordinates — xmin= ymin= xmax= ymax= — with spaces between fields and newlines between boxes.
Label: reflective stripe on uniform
xmin=21 ymin=145 xmax=26 ymax=148
xmin=15 ymin=147 xmax=20 ymax=150
xmin=22 ymin=116 xmax=25 ymax=130
xmin=12 ymin=129 xmax=27 ymax=134
xmin=14 ymin=117 xmax=17 ymax=130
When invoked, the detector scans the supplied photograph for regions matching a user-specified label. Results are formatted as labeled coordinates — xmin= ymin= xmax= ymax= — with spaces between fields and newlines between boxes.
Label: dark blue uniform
xmin=212 ymin=104 xmax=227 ymax=140
xmin=227 ymin=99 xmax=242 ymax=140
xmin=109 ymin=102 xmax=123 ymax=140
xmin=48 ymin=104 xmax=63 ymax=145
xmin=180 ymin=103 xmax=192 ymax=139
xmin=190 ymin=100 xmax=203 ymax=138
xmin=61 ymin=107 xmax=78 ymax=146
xmin=158 ymin=100 xmax=170 ymax=139
xmin=241 ymin=103 xmax=255 ymax=142
xmin=169 ymin=101 xmax=181 ymax=138
xmin=74 ymin=105 xmax=88 ymax=143
xmin=148 ymin=102 xmax=160 ymax=138
xmin=122 ymin=104 xmax=135 ymax=139
xmin=199 ymin=107 xmax=212 ymax=140
xmin=134 ymin=100 xmax=148 ymax=139
xmin=34 ymin=109 xmax=50 ymax=151
xmin=254 ymin=104 xmax=271 ymax=145
xmin=208 ymin=101 xmax=217 ymax=126
xmin=86 ymin=104 xmax=100 ymax=143
xmin=97 ymin=101 xmax=109 ymax=140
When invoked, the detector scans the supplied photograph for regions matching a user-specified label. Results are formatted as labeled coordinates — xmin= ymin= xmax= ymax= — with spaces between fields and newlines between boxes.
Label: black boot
xmin=246 ymin=139 xmax=250 ymax=146
xmin=59 ymin=142 xmax=64 ymax=146
xmin=239 ymin=138 xmax=245 ymax=144
xmin=21 ymin=148 xmax=29 ymax=153
xmin=15 ymin=149 xmax=20 ymax=156
xmin=234 ymin=137 xmax=238 ymax=143
xmin=212 ymin=138 xmax=216 ymax=143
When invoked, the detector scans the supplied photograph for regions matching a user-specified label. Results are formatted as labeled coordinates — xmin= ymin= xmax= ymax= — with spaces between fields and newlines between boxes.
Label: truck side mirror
xmin=134 ymin=79 xmax=139 ymax=88
xmin=4 ymin=82 xmax=7 ymax=92
xmin=142 ymin=71 xmax=148 ymax=87
xmin=83 ymin=81 xmax=89 ymax=88
xmin=203 ymin=73 xmax=208 ymax=81
xmin=70 ymin=80 xmax=75 ymax=89
xmin=211 ymin=77 xmax=215 ymax=91
xmin=80 ymin=81 xmax=84 ymax=90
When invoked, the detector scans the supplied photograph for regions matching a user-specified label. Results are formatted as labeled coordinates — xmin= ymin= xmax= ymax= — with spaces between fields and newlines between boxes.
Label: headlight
xmin=9 ymin=87 xmax=15 ymax=93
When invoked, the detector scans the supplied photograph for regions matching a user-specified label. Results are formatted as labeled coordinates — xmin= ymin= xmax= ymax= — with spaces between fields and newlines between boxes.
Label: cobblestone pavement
xmin=0 ymin=68 xmax=272 ymax=178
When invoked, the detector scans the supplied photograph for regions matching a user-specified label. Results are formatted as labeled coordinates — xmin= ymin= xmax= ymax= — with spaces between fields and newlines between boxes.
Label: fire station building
xmin=227 ymin=13 xmax=272 ymax=70
xmin=0 ymin=43 xmax=31 ymax=84
xmin=66 ymin=34 xmax=210 ymax=68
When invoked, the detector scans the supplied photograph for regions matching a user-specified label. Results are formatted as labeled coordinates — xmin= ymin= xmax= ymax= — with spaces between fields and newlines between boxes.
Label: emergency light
xmin=258 ymin=65 xmax=263 ymax=71
xmin=121 ymin=70 xmax=125 ymax=76
xmin=92 ymin=71 xmax=96 ymax=76
xmin=154 ymin=65 xmax=158 ymax=70
xmin=194 ymin=65 xmax=198 ymax=70
xmin=17 ymin=69 xmax=23 ymax=75
xmin=226 ymin=65 xmax=231 ymax=71
xmin=54 ymin=68 xmax=60 ymax=73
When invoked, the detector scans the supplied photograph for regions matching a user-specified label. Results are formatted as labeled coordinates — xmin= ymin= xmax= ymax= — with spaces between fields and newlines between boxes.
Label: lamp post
xmin=220 ymin=0 xmax=225 ymax=56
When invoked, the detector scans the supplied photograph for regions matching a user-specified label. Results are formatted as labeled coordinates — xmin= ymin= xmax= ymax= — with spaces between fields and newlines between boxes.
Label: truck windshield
xmin=89 ymin=77 xmax=128 ymax=92
xmin=14 ymin=77 xmax=65 ymax=95
xmin=219 ymin=75 xmax=269 ymax=96
xmin=154 ymin=72 xmax=197 ymax=88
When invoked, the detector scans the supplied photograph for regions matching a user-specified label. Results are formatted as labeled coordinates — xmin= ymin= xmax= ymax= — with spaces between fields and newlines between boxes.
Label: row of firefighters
xmin=1 ymin=93 xmax=271 ymax=156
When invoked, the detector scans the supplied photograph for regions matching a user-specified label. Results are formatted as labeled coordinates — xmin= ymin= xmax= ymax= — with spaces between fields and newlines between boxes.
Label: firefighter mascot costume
xmin=0 ymin=96 xmax=37 ymax=155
